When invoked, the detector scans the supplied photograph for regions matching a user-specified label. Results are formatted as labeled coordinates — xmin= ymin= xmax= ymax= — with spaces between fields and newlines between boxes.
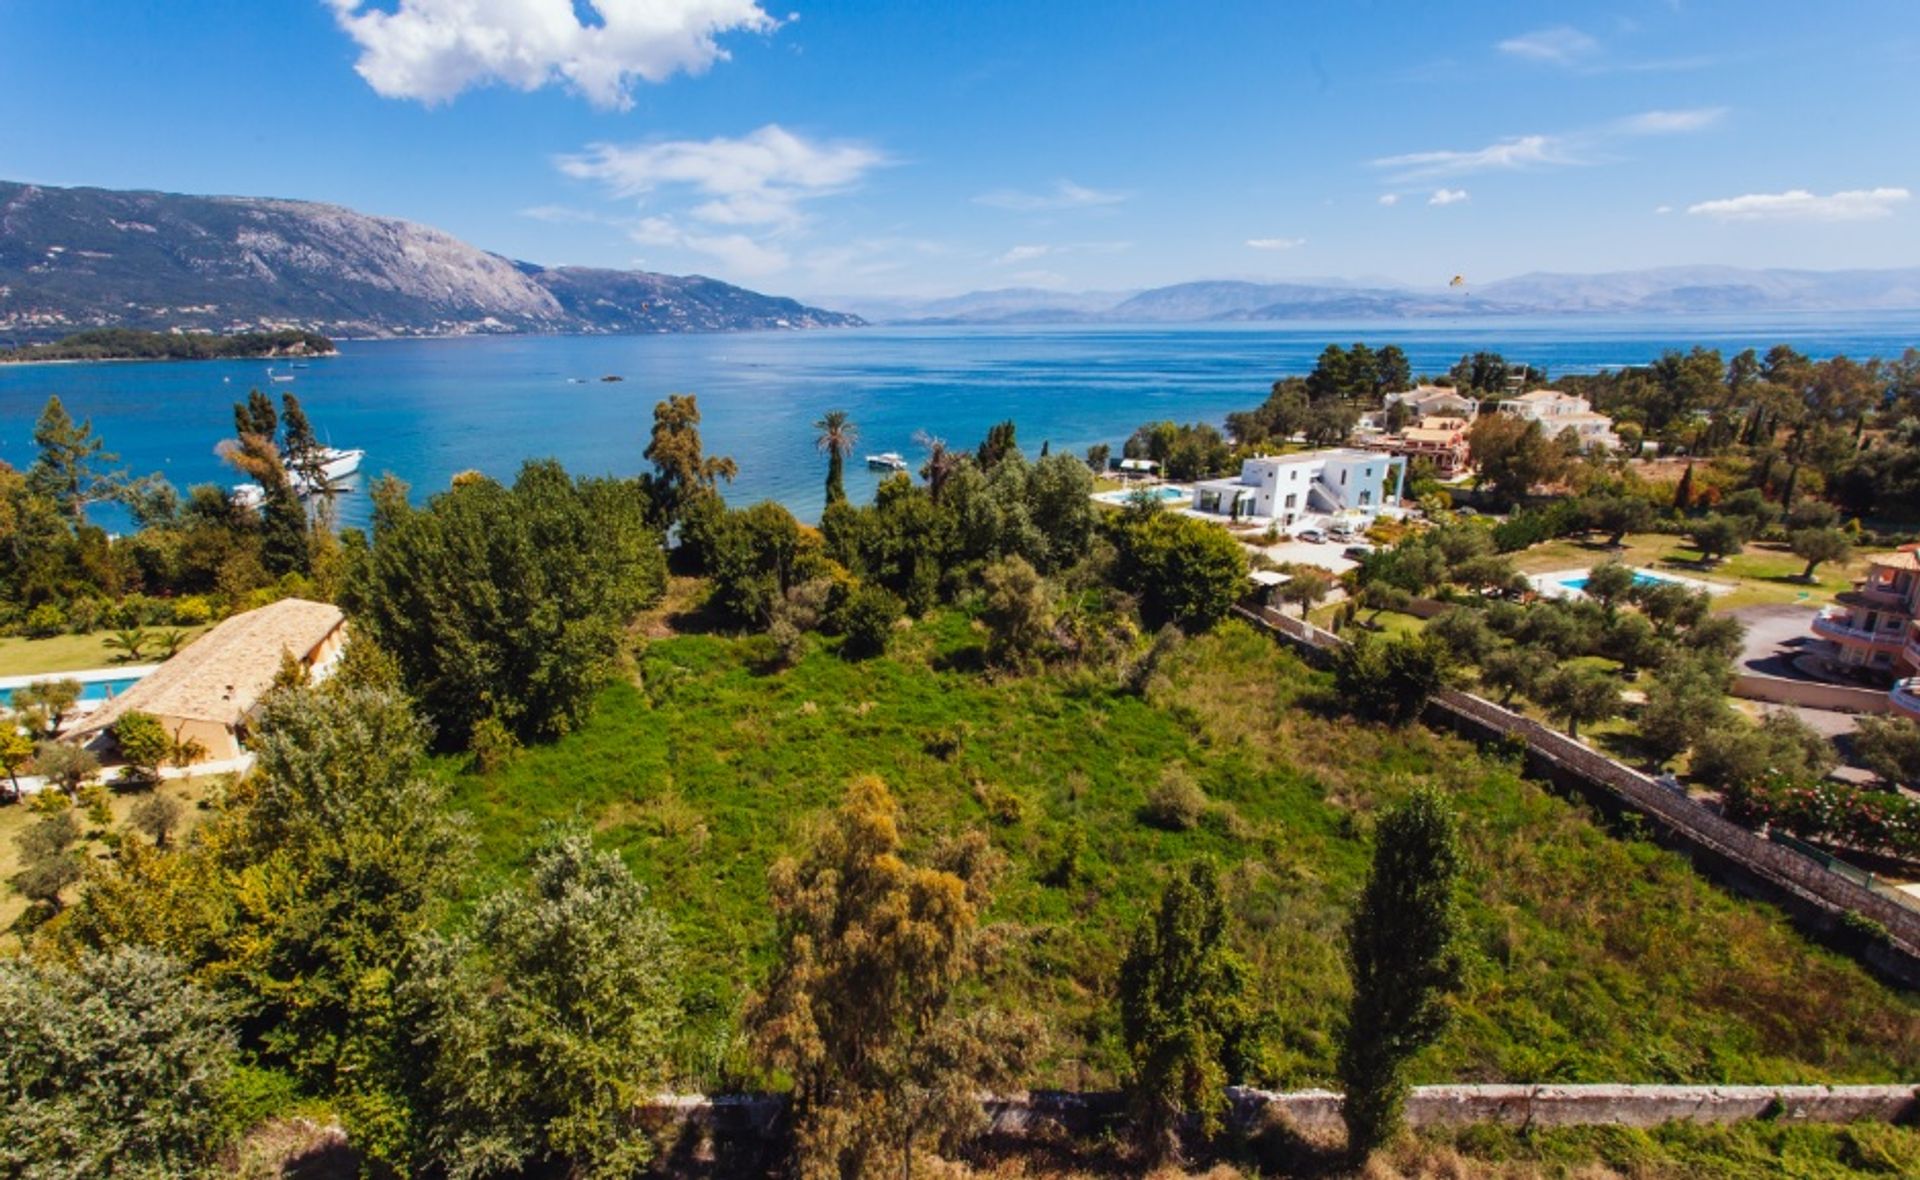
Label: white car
xmin=1297 ymin=528 xmax=1327 ymax=544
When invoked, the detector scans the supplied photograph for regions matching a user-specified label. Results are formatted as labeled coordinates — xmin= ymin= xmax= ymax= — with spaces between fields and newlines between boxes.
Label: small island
xmin=0 ymin=327 xmax=336 ymax=364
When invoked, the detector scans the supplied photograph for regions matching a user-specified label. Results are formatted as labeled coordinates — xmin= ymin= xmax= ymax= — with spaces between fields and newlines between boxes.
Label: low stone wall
xmin=1228 ymin=1084 xmax=1919 ymax=1131
xmin=1732 ymin=672 xmax=1894 ymax=715
xmin=644 ymin=1085 xmax=1918 ymax=1145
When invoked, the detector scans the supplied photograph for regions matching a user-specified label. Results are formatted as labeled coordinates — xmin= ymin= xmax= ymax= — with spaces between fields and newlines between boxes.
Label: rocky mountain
xmin=0 ymin=181 xmax=862 ymax=344
xmin=858 ymin=268 xmax=1920 ymax=325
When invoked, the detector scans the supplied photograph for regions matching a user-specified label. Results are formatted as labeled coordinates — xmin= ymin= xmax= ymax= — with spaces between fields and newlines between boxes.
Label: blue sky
xmin=3 ymin=1 xmax=1916 ymax=301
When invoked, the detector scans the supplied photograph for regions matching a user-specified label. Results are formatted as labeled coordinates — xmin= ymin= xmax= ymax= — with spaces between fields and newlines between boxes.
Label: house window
xmin=1339 ymin=471 xmax=1347 ymax=485
xmin=1284 ymin=493 xmax=1296 ymax=509
xmin=1359 ymin=491 xmax=1372 ymax=506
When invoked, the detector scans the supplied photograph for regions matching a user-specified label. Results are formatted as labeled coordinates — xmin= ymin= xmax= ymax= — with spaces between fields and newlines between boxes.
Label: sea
xmin=3 ymin=314 xmax=1917 ymax=531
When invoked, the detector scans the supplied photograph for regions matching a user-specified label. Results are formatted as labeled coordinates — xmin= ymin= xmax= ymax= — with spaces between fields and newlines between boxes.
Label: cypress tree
xmin=1338 ymin=789 xmax=1464 ymax=1161
xmin=1673 ymin=463 xmax=1695 ymax=513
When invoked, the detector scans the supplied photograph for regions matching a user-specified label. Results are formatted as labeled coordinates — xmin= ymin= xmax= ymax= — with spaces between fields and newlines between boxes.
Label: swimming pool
xmin=0 ymin=674 xmax=146 ymax=708
xmin=1560 ymin=571 xmax=1674 ymax=592
xmin=1094 ymin=485 xmax=1190 ymax=506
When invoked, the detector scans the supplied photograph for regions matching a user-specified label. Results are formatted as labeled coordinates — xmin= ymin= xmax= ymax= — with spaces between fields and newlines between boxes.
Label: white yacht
xmin=230 ymin=446 xmax=365 ymax=508
xmin=865 ymin=451 xmax=909 ymax=473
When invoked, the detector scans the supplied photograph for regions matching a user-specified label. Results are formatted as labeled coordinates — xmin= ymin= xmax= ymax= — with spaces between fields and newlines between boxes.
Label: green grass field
xmin=0 ymin=626 xmax=207 ymax=678
xmin=1512 ymin=534 xmax=1863 ymax=611
xmin=448 ymin=613 xmax=1920 ymax=1093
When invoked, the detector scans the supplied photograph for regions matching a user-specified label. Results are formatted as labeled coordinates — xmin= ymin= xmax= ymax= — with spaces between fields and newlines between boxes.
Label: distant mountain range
xmin=0 ymin=181 xmax=863 ymax=345
xmin=838 ymin=266 xmax=1920 ymax=325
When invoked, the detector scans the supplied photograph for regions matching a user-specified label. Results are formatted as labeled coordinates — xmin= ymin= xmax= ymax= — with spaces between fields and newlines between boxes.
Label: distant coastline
xmin=0 ymin=327 xmax=337 ymax=365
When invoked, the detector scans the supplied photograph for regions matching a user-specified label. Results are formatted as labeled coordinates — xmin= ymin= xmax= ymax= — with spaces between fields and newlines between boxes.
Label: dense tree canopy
xmin=362 ymin=460 xmax=667 ymax=745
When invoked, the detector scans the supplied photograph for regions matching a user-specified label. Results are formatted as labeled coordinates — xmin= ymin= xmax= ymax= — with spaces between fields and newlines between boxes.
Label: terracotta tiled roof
xmin=71 ymin=598 xmax=344 ymax=736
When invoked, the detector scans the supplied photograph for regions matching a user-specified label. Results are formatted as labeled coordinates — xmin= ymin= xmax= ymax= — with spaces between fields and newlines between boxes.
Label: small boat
xmin=600 ymin=374 xmax=625 ymax=383
xmin=266 ymin=367 xmax=296 ymax=383
xmin=866 ymin=452 xmax=909 ymax=473
xmin=230 ymin=446 xmax=365 ymax=507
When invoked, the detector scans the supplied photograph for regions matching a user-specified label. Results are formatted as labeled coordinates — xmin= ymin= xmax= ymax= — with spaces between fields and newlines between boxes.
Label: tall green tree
xmin=1338 ymin=789 xmax=1464 ymax=1161
xmin=226 ymin=390 xmax=308 ymax=576
xmin=27 ymin=395 xmax=121 ymax=524
xmin=1119 ymin=862 xmax=1256 ymax=1164
xmin=1111 ymin=507 xmax=1248 ymax=631
xmin=410 ymin=829 xmax=680 ymax=1180
xmin=750 ymin=777 xmax=1037 ymax=1179
xmin=0 ymin=947 xmax=237 ymax=1178
xmin=642 ymin=394 xmax=737 ymax=527
xmin=814 ymin=409 xmax=858 ymax=507
xmin=363 ymin=461 xmax=667 ymax=745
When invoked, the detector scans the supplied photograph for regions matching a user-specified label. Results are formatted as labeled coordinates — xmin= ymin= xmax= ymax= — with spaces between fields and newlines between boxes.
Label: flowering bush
xmin=1725 ymin=774 xmax=1920 ymax=862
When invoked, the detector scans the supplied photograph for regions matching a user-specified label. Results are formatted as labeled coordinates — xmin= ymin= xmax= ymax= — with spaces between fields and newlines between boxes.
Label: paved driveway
xmin=1729 ymin=603 xmax=1824 ymax=678
xmin=1246 ymin=539 xmax=1358 ymax=575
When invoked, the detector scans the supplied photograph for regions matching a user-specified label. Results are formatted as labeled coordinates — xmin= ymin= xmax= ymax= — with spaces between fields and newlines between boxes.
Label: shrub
xmin=837 ymin=583 xmax=903 ymax=660
xmin=1112 ymin=510 xmax=1248 ymax=631
xmin=1692 ymin=712 xmax=1837 ymax=791
xmin=0 ymin=948 xmax=237 ymax=1176
xmin=112 ymin=710 xmax=173 ymax=786
xmin=1335 ymin=633 xmax=1452 ymax=727
xmin=1142 ymin=767 xmax=1208 ymax=831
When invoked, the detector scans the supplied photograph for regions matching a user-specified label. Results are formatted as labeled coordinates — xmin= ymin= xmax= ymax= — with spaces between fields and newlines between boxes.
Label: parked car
xmin=1298 ymin=528 xmax=1326 ymax=543
xmin=1343 ymin=544 xmax=1374 ymax=560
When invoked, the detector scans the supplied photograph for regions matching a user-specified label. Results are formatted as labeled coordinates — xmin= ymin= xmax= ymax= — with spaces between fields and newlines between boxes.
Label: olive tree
xmin=0 ymin=947 xmax=236 ymax=1179
xmin=410 ymin=829 xmax=680 ymax=1179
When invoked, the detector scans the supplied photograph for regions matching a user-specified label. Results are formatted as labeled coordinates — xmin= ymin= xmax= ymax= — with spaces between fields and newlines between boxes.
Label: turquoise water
xmin=1561 ymin=571 xmax=1673 ymax=592
xmin=0 ymin=674 xmax=145 ymax=706
xmin=1095 ymin=484 xmax=1189 ymax=505
xmin=3 ymin=315 xmax=1916 ymax=527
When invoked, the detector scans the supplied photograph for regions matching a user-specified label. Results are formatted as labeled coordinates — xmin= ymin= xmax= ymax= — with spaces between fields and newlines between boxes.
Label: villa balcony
xmin=1848 ymin=579 xmax=1912 ymax=609
xmin=1811 ymin=609 xmax=1909 ymax=651
xmin=1892 ymin=678 xmax=1920 ymax=722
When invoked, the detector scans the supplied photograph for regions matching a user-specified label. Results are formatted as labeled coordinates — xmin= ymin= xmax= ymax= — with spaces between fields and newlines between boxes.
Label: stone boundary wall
xmin=643 ymin=1085 xmax=1917 ymax=1142
xmin=1732 ymin=672 xmax=1894 ymax=715
xmin=1230 ymin=605 xmax=1920 ymax=986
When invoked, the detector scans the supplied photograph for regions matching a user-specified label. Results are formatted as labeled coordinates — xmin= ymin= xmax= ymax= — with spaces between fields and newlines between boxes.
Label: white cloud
xmin=1377 ymin=193 xmax=1400 ymax=206
xmin=1374 ymin=106 xmax=1723 ymax=184
xmin=1686 ymin=187 xmax=1910 ymax=222
xmin=326 ymin=0 xmax=778 ymax=109
xmin=1616 ymin=107 xmax=1727 ymax=135
xmin=1428 ymin=188 xmax=1470 ymax=206
xmin=1373 ymin=135 xmax=1571 ymax=181
xmin=557 ymin=124 xmax=887 ymax=228
xmin=1246 ymin=237 xmax=1307 ymax=250
xmin=973 ymin=180 xmax=1126 ymax=212
xmin=1497 ymin=26 xmax=1600 ymax=65
xmin=1654 ymin=204 xmax=1674 ymax=214
xmin=996 ymin=244 xmax=1052 ymax=265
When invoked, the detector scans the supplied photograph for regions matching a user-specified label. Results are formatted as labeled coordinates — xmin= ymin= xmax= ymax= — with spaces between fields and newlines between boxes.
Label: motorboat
xmin=866 ymin=451 xmax=909 ymax=472
xmin=230 ymin=446 xmax=365 ymax=508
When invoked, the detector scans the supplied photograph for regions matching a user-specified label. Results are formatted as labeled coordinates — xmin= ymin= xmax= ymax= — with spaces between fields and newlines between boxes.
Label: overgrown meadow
xmin=450 ymin=609 xmax=1920 ymax=1092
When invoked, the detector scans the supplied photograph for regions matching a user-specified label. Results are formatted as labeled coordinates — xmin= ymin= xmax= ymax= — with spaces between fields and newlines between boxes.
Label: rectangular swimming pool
xmin=0 ymin=675 xmax=146 ymax=707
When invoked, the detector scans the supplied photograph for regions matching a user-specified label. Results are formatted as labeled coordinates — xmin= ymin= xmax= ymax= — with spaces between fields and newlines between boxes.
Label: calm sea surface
xmin=3 ymin=314 xmax=1917 ymax=529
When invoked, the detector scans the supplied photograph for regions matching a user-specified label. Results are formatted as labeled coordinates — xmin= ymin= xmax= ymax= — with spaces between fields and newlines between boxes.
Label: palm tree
xmin=103 ymin=627 xmax=152 ymax=663
xmin=814 ymin=410 xmax=858 ymax=507
xmin=914 ymin=430 xmax=960 ymax=501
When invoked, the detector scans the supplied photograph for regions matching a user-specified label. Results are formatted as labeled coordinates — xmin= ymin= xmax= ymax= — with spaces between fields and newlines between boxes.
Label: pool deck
xmin=1529 ymin=567 xmax=1733 ymax=601
xmin=0 ymin=664 xmax=161 ymax=691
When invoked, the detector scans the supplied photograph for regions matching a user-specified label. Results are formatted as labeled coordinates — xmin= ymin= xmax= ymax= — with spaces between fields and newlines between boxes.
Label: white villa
xmin=1496 ymin=389 xmax=1620 ymax=451
xmin=1386 ymin=385 xmax=1480 ymax=421
xmin=1189 ymin=449 xmax=1404 ymax=528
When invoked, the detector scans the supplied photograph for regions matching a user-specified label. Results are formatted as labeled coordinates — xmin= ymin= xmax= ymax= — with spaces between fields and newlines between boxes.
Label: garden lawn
xmin=0 ymin=626 xmax=208 ymax=677
xmin=1511 ymin=534 xmax=1868 ymax=611
xmin=449 ymin=613 xmax=1920 ymax=1092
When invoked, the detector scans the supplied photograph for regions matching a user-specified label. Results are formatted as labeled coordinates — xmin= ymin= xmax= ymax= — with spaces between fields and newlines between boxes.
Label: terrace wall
xmin=1232 ymin=605 xmax=1920 ymax=987
xmin=642 ymin=1085 xmax=1919 ymax=1148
